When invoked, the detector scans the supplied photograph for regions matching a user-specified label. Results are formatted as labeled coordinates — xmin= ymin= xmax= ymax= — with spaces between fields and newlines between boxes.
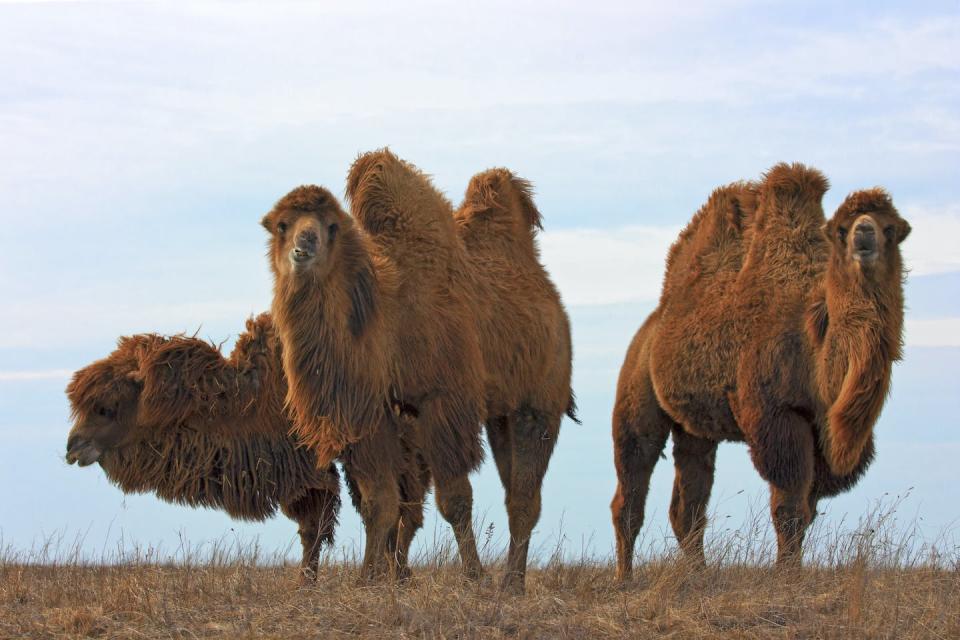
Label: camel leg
xmin=282 ymin=486 xmax=341 ymax=583
xmin=341 ymin=438 xmax=403 ymax=581
xmin=485 ymin=416 xmax=512 ymax=493
xmin=669 ymin=427 xmax=717 ymax=567
xmin=740 ymin=405 xmax=815 ymax=565
xmin=395 ymin=462 xmax=431 ymax=581
xmin=611 ymin=410 xmax=671 ymax=583
xmin=770 ymin=484 xmax=814 ymax=565
xmin=501 ymin=406 xmax=561 ymax=595
xmin=434 ymin=473 xmax=484 ymax=580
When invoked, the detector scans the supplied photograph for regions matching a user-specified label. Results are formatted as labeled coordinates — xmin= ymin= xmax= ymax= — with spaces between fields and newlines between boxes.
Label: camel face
xmin=825 ymin=189 xmax=911 ymax=278
xmin=262 ymin=185 xmax=348 ymax=281
xmin=65 ymin=358 xmax=143 ymax=467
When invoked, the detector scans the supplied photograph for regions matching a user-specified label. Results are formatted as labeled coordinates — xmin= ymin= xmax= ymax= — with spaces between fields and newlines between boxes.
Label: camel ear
xmin=260 ymin=213 xmax=273 ymax=233
xmin=348 ymin=263 xmax=377 ymax=337
xmin=897 ymin=220 xmax=911 ymax=244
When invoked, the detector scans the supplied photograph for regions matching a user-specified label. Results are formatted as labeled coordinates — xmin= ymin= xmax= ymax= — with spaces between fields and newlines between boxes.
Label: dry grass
xmin=3 ymin=502 xmax=959 ymax=639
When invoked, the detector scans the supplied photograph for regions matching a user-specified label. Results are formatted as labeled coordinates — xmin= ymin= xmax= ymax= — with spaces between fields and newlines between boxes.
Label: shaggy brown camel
xmin=454 ymin=169 xmax=578 ymax=593
xmin=264 ymin=150 xmax=487 ymax=581
xmin=65 ymin=314 xmax=342 ymax=580
xmin=611 ymin=164 xmax=910 ymax=581
xmin=264 ymin=152 xmax=576 ymax=592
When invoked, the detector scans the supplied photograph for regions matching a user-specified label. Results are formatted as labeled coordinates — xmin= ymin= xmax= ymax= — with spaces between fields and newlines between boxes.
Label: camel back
xmin=659 ymin=181 xmax=758 ymax=308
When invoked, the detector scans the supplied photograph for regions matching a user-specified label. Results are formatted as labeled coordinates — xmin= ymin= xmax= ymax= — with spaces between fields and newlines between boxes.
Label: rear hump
xmin=457 ymin=168 xmax=543 ymax=239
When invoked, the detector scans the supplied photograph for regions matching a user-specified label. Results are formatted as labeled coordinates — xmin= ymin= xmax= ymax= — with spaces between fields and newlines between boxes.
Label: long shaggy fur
xmin=65 ymin=314 xmax=342 ymax=562
xmin=612 ymin=163 xmax=909 ymax=578
xmin=265 ymin=151 xmax=575 ymax=590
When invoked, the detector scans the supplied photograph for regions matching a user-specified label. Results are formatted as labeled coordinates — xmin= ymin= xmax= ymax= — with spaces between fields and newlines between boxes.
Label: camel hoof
xmin=499 ymin=573 xmax=526 ymax=596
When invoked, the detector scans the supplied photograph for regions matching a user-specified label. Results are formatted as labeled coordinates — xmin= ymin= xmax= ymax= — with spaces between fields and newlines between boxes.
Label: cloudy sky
xmin=1 ymin=1 xmax=958 ymax=563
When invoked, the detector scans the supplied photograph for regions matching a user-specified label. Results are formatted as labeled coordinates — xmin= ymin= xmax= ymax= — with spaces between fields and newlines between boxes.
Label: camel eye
xmin=96 ymin=406 xmax=116 ymax=419
xmin=837 ymin=226 xmax=848 ymax=242
xmin=328 ymin=223 xmax=338 ymax=242
xmin=883 ymin=225 xmax=895 ymax=241
xmin=277 ymin=221 xmax=288 ymax=235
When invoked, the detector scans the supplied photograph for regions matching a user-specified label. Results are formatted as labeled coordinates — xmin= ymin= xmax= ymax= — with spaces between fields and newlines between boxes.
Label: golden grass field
xmin=3 ymin=503 xmax=958 ymax=639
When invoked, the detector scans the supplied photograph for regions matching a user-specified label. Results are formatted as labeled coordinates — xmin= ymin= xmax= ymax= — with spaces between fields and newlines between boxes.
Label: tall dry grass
xmin=2 ymin=497 xmax=958 ymax=639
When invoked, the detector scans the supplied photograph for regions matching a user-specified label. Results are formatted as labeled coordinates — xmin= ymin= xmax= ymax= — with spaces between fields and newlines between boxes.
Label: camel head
xmin=262 ymin=185 xmax=353 ymax=283
xmin=65 ymin=335 xmax=159 ymax=467
xmin=823 ymin=189 xmax=911 ymax=280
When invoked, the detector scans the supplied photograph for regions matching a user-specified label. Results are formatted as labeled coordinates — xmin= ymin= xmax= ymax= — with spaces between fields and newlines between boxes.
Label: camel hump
xmin=661 ymin=181 xmax=758 ymax=298
xmin=457 ymin=168 xmax=543 ymax=237
xmin=756 ymin=162 xmax=829 ymax=228
xmin=345 ymin=148 xmax=458 ymax=250
xmin=228 ymin=313 xmax=278 ymax=367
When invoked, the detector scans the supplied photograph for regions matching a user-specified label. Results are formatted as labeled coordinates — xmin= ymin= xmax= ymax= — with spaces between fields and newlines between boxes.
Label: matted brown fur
xmin=264 ymin=152 xmax=575 ymax=592
xmin=611 ymin=163 xmax=910 ymax=581
xmin=264 ymin=149 xmax=486 ymax=581
xmin=454 ymin=168 xmax=577 ymax=592
xmin=65 ymin=314 xmax=341 ymax=577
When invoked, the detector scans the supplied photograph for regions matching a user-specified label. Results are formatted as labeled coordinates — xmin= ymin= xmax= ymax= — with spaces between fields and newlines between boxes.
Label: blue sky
xmin=1 ymin=1 xmax=958 ymax=563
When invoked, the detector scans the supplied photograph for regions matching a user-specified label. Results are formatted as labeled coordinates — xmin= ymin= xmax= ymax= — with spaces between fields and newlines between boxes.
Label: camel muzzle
xmin=853 ymin=222 xmax=878 ymax=261
xmin=66 ymin=435 xmax=103 ymax=467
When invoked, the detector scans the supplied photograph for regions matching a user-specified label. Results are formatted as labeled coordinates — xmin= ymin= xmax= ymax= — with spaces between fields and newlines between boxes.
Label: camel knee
xmin=506 ymin=493 xmax=542 ymax=539
xmin=436 ymin=493 xmax=473 ymax=528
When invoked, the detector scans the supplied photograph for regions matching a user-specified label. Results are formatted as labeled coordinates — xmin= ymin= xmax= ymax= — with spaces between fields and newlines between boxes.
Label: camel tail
xmin=566 ymin=393 xmax=582 ymax=425
xmin=461 ymin=168 xmax=543 ymax=235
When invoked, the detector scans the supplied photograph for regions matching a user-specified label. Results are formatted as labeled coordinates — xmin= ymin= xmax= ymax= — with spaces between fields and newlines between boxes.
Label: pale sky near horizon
xmin=1 ymin=1 xmax=958 ymax=563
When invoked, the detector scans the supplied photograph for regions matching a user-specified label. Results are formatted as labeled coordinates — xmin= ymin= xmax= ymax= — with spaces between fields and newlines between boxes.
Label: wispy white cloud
xmin=0 ymin=369 xmax=73 ymax=381
xmin=540 ymin=225 xmax=679 ymax=306
xmin=904 ymin=318 xmax=960 ymax=348
xmin=902 ymin=203 xmax=960 ymax=277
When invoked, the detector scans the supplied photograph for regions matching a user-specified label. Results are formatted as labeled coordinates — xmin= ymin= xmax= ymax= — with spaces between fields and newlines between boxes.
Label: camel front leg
xmin=281 ymin=484 xmax=341 ymax=584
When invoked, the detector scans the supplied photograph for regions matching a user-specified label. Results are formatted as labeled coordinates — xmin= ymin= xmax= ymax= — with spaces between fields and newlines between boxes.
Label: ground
xmin=2 ymin=552 xmax=958 ymax=639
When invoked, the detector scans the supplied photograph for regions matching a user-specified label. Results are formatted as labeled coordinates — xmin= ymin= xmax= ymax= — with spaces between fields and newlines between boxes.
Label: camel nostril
xmin=853 ymin=226 xmax=878 ymax=255
xmin=297 ymin=230 xmax=318 ymax=246
xmin=66 ymin=434 xmax=80 ymax=452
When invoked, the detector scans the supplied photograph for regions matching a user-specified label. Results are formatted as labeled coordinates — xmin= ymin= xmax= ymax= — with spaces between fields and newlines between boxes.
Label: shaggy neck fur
xmin=807 ymin=252 xmax=905 ymax=476
xmin=271 ymin=225 xmax=393 ymax=461
xmin=98 ymin=429 xmax=326 ymax=521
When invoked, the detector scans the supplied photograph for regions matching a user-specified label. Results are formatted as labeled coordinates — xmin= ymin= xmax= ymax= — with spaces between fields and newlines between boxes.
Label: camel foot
xmin=499 ymin=572 xmax=526 ymax=596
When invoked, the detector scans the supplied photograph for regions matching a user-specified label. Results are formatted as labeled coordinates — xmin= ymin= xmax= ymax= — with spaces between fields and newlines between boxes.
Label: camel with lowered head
xmin=65 ymin=314 xmax=342 ymax=580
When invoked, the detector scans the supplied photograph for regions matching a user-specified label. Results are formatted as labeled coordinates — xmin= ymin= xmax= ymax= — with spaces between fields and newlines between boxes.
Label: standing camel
xmin=263 ymin=151 xmax=576 ymax=592
xmin=611 ymin=164 xmax=910 ymax=581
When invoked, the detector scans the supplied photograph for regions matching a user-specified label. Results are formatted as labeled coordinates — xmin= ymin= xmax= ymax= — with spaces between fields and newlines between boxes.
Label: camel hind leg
xmin=395 ymin=458 xmax=431 ymax=580
xmin=282 ymin=482 xmax=341 ymax=583
xmin=668 ymin=427 xmax=717 ymax=567
xmin=494 ymin=406 xmax=561 ymax=594
xmin=433 ymin=474 xmax=484 ymax=580
xmin=611 ymin=366 xmax=673 ymax=583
